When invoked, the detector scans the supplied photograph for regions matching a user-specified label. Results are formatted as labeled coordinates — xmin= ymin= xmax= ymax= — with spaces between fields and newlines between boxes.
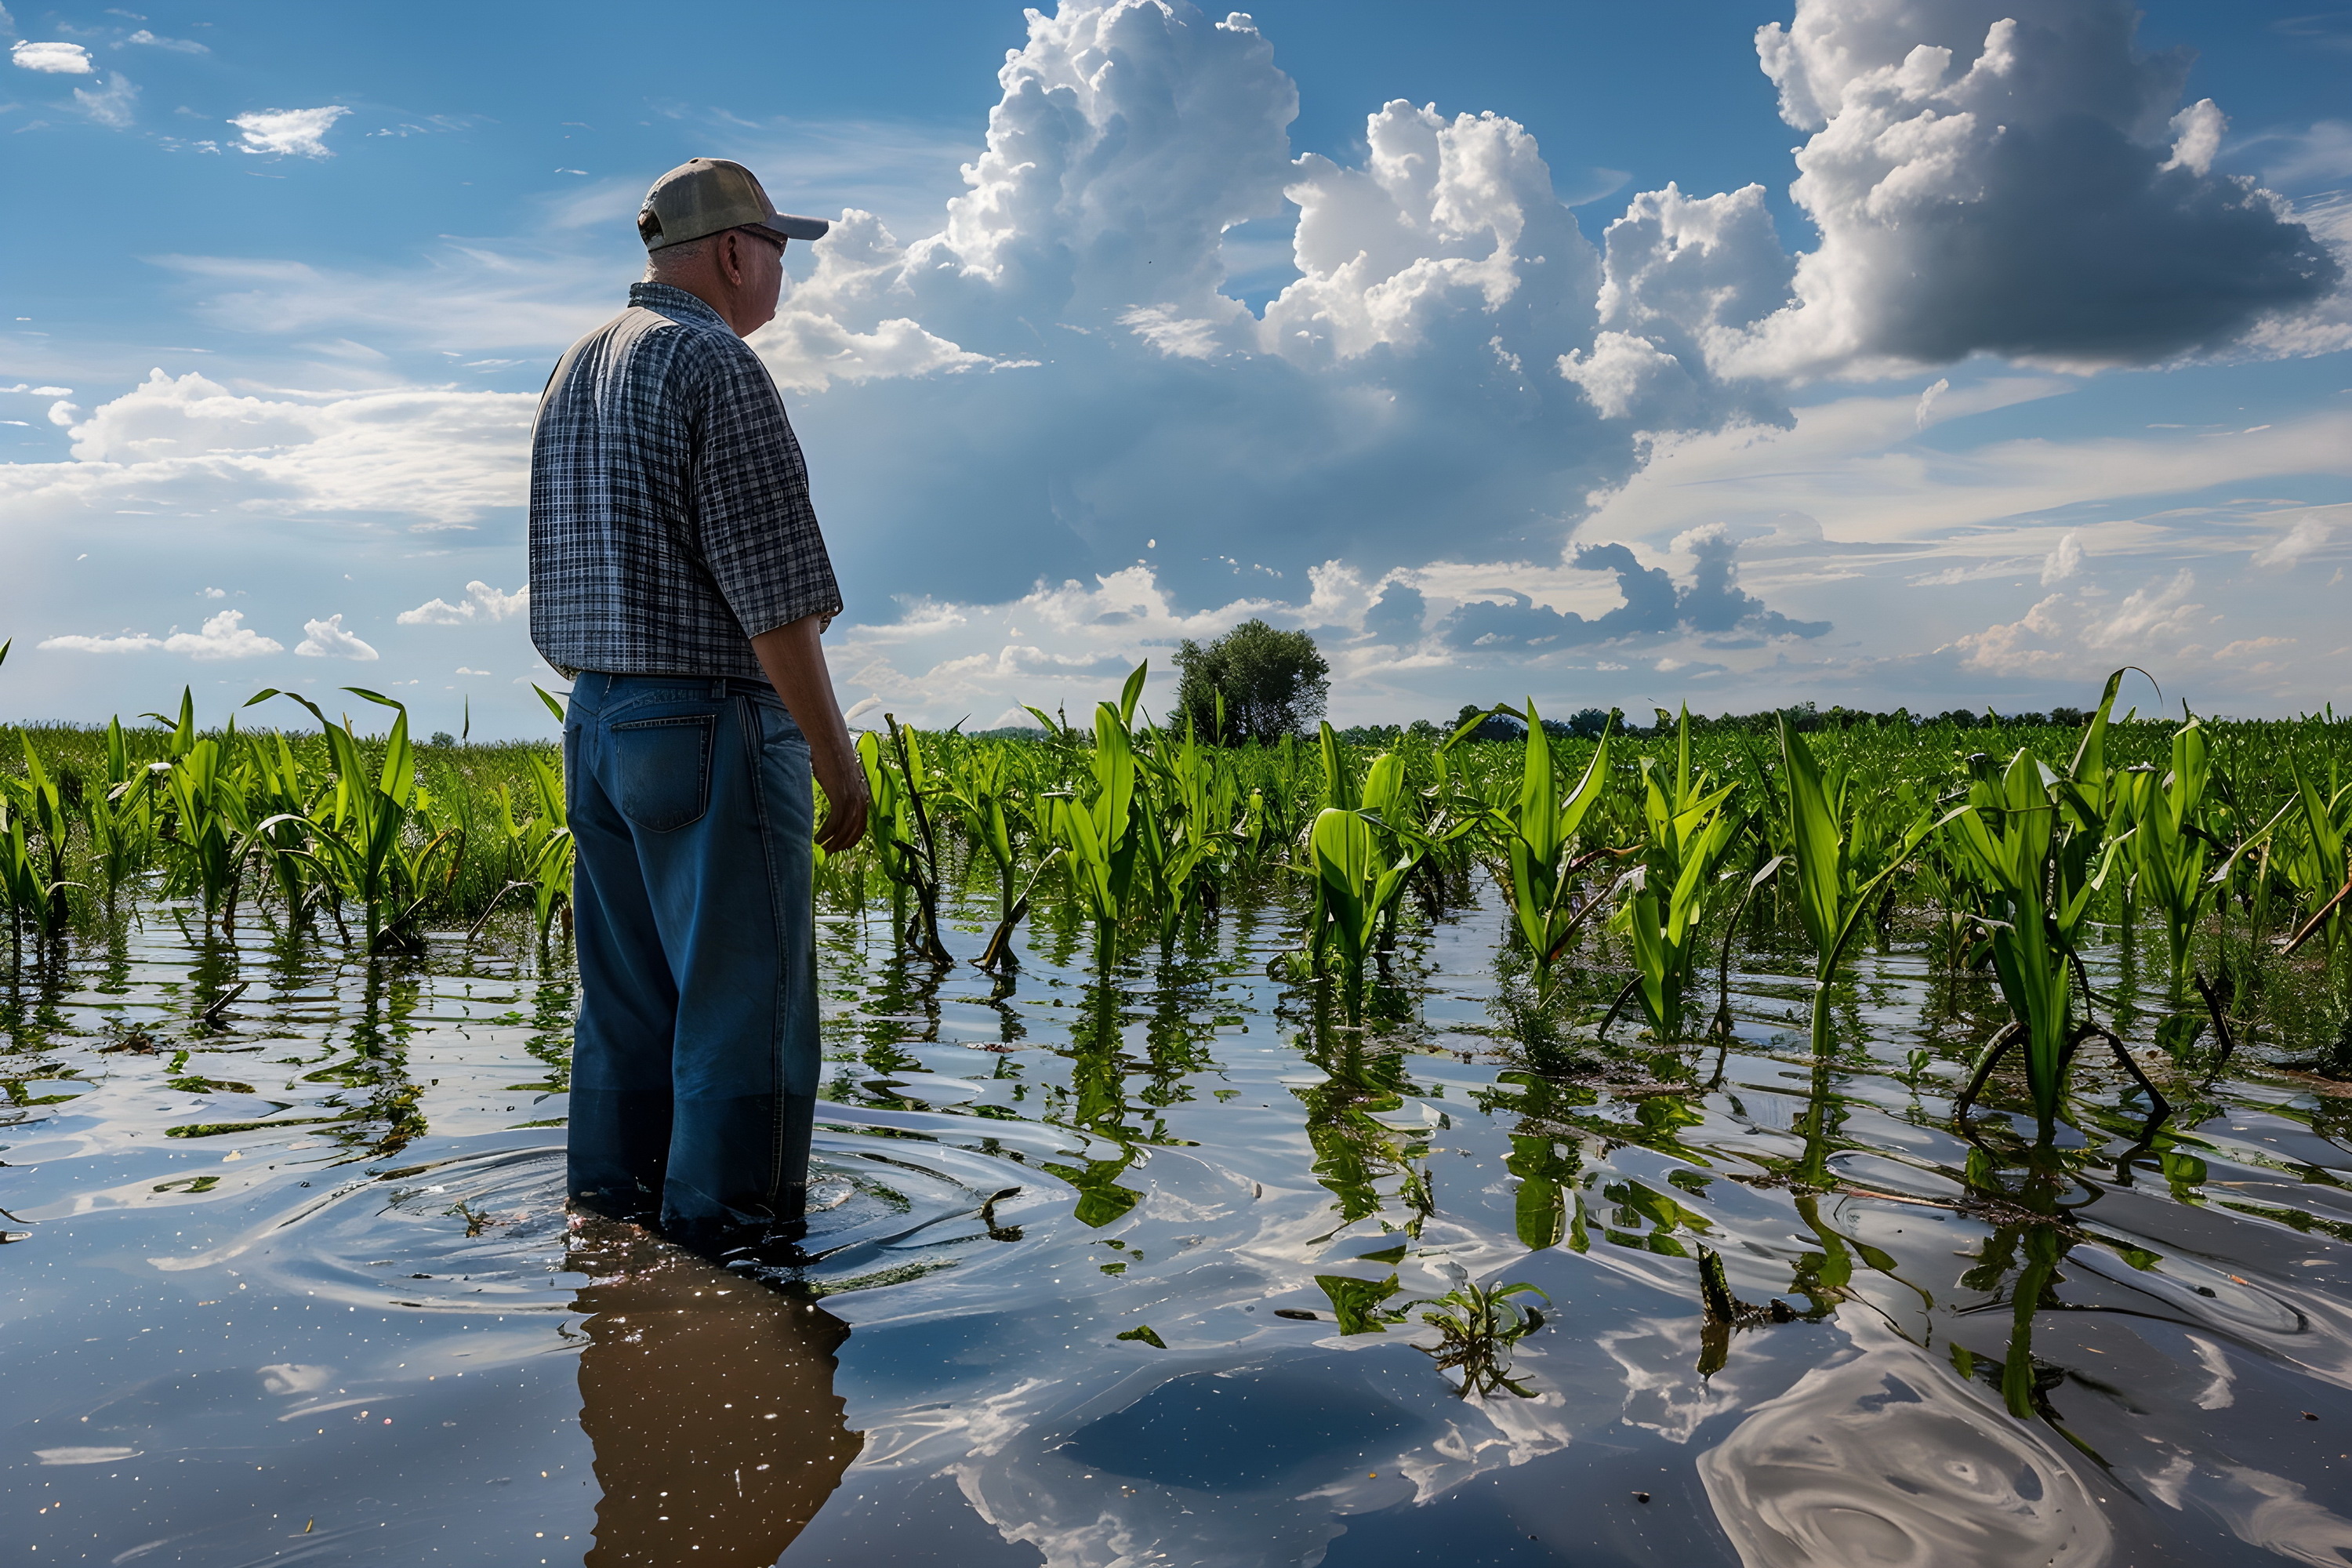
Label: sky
xmin=2 ymin=0 xmax=2348 ymax=738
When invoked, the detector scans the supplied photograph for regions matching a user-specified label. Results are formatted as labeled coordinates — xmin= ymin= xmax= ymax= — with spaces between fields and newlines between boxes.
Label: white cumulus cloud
xmin=1560 ymin=331 xmax=1692 ymax=423
xmin=742 ymin=0 xmax=1664 ymax=609
xmin=38 ymin=630 xmax=163 ymax=655
xmin=1636 ymin=0 xmax=2348 ymax=381
xmin=12 ymin=40 xmax=93 ymax=73
xmin=1951 ymin=569 xmax=2204 ymax=676
xmin=1769 ymin=1 xmax=2340 ymax=368
xmin=1570 ymin=181 xmax=1793 ymax=427
xmin=0 ymin=368 xmax=532 ymax=531
xmin=294 ymin=614 xmax=379 ymax=661
xmin=230 ymin=106 xmax=349 ymax=158
xmin=1258 ymin=100 xmax=1597 ymax=367
xmin=397 ymin=580 xmax=528 ymax=625
xmin=165 ymin=610 xmax=284 ymax=660
xmin=40 ymin=610 xmax=284 ymax=661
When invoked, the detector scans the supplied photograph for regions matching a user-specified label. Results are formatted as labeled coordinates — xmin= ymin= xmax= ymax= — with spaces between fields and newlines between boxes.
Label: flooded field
xmin=7 ymin=877 xmax=2352 ymax=1566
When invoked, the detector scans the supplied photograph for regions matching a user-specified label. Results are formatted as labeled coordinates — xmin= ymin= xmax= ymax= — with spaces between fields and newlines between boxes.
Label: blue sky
xmin=3 ymin=0 xmax=2348 ymax=735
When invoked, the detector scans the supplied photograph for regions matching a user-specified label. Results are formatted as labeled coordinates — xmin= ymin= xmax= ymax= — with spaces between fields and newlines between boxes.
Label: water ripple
xmin=1697 ymin=1319 xmax=2114 ymax=1568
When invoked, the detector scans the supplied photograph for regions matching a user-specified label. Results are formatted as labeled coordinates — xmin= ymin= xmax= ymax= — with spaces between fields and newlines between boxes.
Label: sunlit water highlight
xmin=5 ymin=882 xmax=2352 ymax=1566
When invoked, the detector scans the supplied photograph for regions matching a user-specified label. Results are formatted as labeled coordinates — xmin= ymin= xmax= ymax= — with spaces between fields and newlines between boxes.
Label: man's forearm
xmin=749 ymin=615 xmax=862 ymax=822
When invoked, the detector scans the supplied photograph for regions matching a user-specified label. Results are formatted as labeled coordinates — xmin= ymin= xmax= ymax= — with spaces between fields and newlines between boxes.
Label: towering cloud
xmin=1726 ymin=0 xmax=2343 ymax=376
xmin=756 ymin=1 xmax=1655 ymax=615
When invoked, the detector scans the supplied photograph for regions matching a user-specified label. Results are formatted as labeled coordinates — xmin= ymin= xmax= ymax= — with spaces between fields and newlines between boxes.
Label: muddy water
xmin=6 ymin=885 xmax=2352 ymax=1567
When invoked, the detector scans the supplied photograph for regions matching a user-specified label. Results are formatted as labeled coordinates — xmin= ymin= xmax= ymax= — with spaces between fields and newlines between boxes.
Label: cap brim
xmin=753 ymin=212 xmax=829 ymax=242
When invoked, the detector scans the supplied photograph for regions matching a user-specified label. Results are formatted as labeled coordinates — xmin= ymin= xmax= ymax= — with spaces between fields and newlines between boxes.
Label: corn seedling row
xmin=6 ymin=662 xmax=2352 ymax=1143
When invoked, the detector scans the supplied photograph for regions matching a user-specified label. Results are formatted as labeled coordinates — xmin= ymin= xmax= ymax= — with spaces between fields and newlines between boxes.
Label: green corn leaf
xmin=2067 ymin=667 xmax=2130 ymax=790
xmin=1320 ymin=720 xmax=1356 ymax=813
xmin=1118 ymin=659 xmax=1149 ymax=729
xmin=1777 ymin=717 xmax=1846 ymax=964
xmin=1517 ymin=702 xmax=1558 ymax=865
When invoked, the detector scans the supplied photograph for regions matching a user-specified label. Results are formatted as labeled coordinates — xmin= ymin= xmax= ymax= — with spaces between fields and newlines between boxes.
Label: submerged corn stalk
xmin=1777 ymin=716 xmax=1950 ymax=1054
xmin=1612 ymin=708 xmax=1743 ymax=1040
xmin=1496 ymin=702 xmax=1621 ymax=1002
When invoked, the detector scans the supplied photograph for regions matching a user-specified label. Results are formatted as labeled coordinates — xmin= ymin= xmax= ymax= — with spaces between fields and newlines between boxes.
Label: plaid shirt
xmin=528 ymin=283 xmax=841 ymax=680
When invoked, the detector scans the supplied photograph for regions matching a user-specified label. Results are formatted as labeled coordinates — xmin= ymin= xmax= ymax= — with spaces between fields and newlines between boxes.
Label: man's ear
xmin=717 ymin=230 xmax=746 ymax=288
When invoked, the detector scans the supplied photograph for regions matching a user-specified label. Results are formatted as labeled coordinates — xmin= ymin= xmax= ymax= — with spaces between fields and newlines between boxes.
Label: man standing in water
xmin=530 ymin=158 xmax=868 ymax=1260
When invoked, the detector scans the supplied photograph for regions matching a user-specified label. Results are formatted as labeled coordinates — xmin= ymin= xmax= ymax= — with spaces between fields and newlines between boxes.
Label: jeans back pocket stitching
xmin=608 ymin=713 xmax=714 ymax=833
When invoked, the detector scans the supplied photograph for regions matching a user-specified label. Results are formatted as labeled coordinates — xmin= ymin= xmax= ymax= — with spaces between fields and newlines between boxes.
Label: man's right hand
xmin=749 ymin=613 xmax=870 ymax=857
xmin=814 ymin=754 xmax=869 ymax=855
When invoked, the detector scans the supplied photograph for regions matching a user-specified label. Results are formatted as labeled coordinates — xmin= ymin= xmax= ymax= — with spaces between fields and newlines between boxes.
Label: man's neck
xmin=642 ymin=272 xmax=746 ymax=337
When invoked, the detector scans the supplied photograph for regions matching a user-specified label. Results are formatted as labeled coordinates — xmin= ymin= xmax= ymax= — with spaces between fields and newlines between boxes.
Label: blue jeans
xmin=563 ymin=671 xmax=820 ymax=1248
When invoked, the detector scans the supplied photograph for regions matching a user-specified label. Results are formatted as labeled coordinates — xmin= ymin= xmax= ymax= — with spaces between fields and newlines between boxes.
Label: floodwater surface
xmin=7 ymin=880 xmax=2352 ymax=1566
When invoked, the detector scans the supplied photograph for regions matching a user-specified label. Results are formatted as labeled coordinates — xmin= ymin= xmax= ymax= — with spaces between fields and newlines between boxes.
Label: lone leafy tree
xmin=1174 ymin=619 xmax=1330 ymax=745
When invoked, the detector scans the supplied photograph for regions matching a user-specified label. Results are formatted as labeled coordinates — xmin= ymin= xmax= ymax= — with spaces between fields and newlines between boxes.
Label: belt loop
xmin=711 ymin=678 xmax=728 ymax=699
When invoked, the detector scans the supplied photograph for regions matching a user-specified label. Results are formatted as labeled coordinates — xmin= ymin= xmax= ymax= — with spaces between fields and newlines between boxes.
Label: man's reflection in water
xmin=569 ymin=1219 xmax=862 ymax=1566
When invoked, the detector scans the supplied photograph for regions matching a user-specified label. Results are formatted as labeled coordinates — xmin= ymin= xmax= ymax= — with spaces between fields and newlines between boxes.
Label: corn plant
xmin=943 ymin=740 xmax=1027 ymax=961
xmin=2116 ymin=715 xmax=2215 ymax=994
xmin=1131 ymin=718 xmax=1230 ymax=948
xmin=2276 ymin=758 xmax=2352 ymax=955
xmin=1495 ymin=702 xmax=1620 ymax=1000
xmin=0 ymin=776 xmax=67 ymax=956
xmin=156 ymin=728 xmax=252 ymax=929
xmin=1947 ymin=750 xmax=2079 ymax=1133
xmin=1255 ymin=731 xmax=1312 ymax=864
xmin=468 ymin=753 xmax=576 ymax=942
xmin=1777 ymin=716 xmax=1950 ymax=1051
xmin=515 ymin=752 xmax=575 ymax=938
xmin=1358 ymin=744 xmax=1478 ymax=936
xmin=15 ymin=737 xmax=74 ymax=928
xmin=1305 ymin=802 xmax=1415 ymax=1006
xmin=1946 ymin=746 xmax=2167 ymax=1134
xmin=243 ymin=730 xmax=325 ymax=924
xmin=938 ymin=737 xmax=1062 ymax=971
xmin=140 ymin=685 xmax=200 ymax=760
xmin=253 ymin=688 xmax=461 ymax=953
xmin=1612 ymin=709 xmax=1743 ymax=1040
xmin=1052 ymin=702 xmax=1141 ymax=967
xmin=85 ymin=720 xmax=164 ymax=907
xmin=858 ymin=718 xmax=953 ymax=963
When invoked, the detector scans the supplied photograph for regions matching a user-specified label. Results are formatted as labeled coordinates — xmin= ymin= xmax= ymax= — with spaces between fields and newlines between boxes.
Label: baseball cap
xmin=637 ymin=158 xmax=829 ymax=251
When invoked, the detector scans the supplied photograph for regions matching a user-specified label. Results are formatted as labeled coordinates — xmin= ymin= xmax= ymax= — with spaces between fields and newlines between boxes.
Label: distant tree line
xmin=1312 ymin=700 xmax=2135 ymax=748
xmin=964 ymin=618 xmax=2250 ymax=745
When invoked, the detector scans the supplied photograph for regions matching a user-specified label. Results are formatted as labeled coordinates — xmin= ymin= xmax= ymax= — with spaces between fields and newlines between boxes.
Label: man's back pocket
xmin=611 ymin=713 xmax=716 ymax=832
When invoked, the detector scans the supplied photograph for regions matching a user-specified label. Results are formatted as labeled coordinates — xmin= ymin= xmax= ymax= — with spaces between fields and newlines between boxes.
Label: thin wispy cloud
xmin=125 ymin=28 xmax=208 ymax=54
xmin=73 ymin=71 xmax=137 ymax=128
